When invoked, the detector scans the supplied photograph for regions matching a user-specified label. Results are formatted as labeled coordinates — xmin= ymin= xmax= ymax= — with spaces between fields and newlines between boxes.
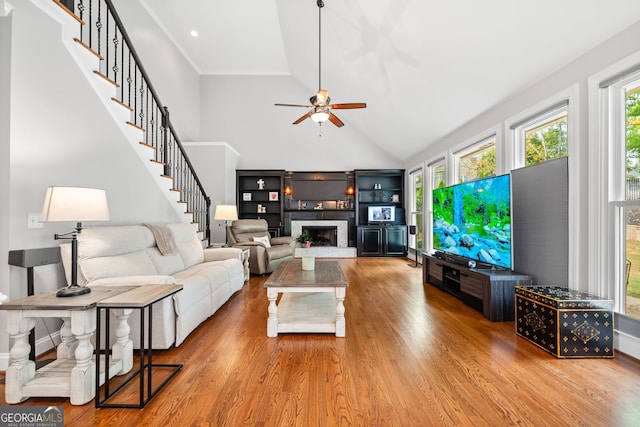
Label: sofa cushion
xmin=80 ymin=250 xmax=158 ymax=283
xmin=78 ymin=225 xmax=156 ymax=258
xmin=146 ymin=247 xmax=186 ymax=276
xmin=171 ymin=273 xmax=215 ymax=317
xmin=88 ymin=275 xmax=176 ymax=286
xmin=167 ymin=223 xmax=205 ymax=269
xmin=174 ymin=262 xmax=230 ymax=293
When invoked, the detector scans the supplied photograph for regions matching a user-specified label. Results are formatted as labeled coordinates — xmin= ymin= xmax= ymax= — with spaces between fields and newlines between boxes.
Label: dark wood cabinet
xmin=236 ymin=170 xmax=284 ymax=235
xmin=357 ymin=225 xmax=407 ymax=257
xmin=355 ymin=169 xmax=406 ymax=257
xmin=423 ymin=254 xmax=532 ymax=321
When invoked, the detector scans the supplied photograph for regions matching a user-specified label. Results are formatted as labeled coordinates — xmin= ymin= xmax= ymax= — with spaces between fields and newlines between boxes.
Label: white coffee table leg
xmin=267 ymin=288 xmax=279 ymax=337
xmin=5 ymin=311 xmax=36 ymax=404
xmin=335 ymin=287 xmax=346 ymax=337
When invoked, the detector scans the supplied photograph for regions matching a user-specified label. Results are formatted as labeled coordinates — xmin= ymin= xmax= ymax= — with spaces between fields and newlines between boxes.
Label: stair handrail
xmin=68 ymin=0 xmax=211 ymax=243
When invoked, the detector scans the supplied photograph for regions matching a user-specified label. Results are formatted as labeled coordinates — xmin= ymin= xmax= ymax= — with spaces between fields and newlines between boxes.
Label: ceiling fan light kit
xmin=275 ymin=0 xmax=366 ymax=128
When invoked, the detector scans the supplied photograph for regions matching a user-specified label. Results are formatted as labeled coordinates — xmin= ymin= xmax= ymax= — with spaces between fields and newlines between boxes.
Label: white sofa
xmin=61 ymin=223 xmax=244 ymax=349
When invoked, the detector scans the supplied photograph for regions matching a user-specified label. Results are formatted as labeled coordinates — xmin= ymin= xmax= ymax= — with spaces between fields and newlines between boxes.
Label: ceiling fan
xmin=275 ymin=0 xmax=366 ymax=128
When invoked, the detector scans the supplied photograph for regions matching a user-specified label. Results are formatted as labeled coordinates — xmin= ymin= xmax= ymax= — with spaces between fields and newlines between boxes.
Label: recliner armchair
xmin=227 ymin=219 xmax=295 ymax=275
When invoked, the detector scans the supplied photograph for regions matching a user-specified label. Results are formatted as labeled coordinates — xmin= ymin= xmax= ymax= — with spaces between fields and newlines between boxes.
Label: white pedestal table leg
xmin=335 ymin=287 xmax=346 ymax=337
xmin=267 ymin=288 xmax=279 ymax=337
xmin=5 ymin=311 xmax=36 ymax=404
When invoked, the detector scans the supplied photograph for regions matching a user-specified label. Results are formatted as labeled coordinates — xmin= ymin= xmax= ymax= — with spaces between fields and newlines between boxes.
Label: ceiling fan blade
xmin=275 ymin=103 xmax=311 ymax=108
xmin=293 ymin=111 xmax=312 ymax=125
xmin=330 ymin=103 xmax=367 ymax=110
xmin=328 ymin=112 xmax=344 ymax=127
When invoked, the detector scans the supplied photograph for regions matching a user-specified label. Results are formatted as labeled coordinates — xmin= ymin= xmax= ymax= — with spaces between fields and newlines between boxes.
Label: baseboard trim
xmin=615 ymin=329 xmax=640 ymax=360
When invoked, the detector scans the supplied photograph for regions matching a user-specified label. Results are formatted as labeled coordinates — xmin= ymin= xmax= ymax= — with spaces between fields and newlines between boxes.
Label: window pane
xmin=626 ymin=84 xmax=640 ymax=200
xmin=459 ymin=139 xmax=496 ymax=182
xmin=415 ymin=211 xmax=423 ymax=251
xmin=524 ymin=112 xmax=567 ymax=166
xmin=434 ymin=163 xmax=446 ymax=189
xmin=625 ymin=205 xmax=640 ymax=319
xmin=412 ymin=171 xmax=423 ymax=251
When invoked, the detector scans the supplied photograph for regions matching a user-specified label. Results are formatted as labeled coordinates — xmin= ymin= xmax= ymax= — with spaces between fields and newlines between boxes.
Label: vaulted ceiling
xmin=139 ymin=0 xmax=640 ymax=162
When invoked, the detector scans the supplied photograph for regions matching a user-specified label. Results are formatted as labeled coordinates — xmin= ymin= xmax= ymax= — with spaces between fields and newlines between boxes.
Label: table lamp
xmin=41 ymin=186 xmax=110 ymax=297
xmin=214 ymin=204 xmax=238 ymax=247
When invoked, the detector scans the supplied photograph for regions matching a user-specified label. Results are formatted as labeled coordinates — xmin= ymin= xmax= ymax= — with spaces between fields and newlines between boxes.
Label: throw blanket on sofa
xmin=144 ymin=223 xmax=178 ymax=255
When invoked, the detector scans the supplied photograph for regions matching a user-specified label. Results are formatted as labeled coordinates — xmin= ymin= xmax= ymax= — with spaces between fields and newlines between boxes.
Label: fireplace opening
xmin=302 ymin=226 xmax=338 ymax=247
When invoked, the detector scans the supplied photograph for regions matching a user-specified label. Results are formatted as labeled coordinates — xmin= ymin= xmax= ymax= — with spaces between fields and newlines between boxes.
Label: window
xmin=409 ymin=168 xmax=423 ymax=253
xmin=427 ymin=158 xmax=446 ymax=253
xmin=513 ymin=102 xmax=568 ymax=167
xmin=455 ymin=136 xmax=496 ymax=183
xmin=623 ymin=79 xmax=640 ymax=319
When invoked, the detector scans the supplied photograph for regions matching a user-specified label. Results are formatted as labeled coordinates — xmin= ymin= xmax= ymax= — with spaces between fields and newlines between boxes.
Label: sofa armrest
xmin=87 ymin=275 xmax=177 ymax=287
xmin=203 ymin=247 xmax=243 ymax=262
xmin=271 ymin=236 xmax=295 ymax=246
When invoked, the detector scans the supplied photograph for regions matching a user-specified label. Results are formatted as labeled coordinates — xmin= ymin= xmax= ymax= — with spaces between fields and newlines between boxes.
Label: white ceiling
xmin=140 ymin=0 xmax=640 ymax=162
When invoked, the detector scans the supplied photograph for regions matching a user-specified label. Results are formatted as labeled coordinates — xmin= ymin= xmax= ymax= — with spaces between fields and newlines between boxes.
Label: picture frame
xmin=269 ymin=191 xmax=279 ymax=201
xmin=243 ymin=192 xmax=252 ymax=201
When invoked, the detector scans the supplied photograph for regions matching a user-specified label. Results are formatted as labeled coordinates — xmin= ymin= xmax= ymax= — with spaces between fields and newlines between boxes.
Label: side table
xmin=95 ymin=284 xmax=183 ymax=408
xmin=0 ymin=287 xmax=135 ymax=405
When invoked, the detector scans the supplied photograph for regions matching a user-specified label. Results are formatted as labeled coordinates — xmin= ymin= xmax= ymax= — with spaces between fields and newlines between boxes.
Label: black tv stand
xmin=423 ymin=253 xmax=532 ymax=321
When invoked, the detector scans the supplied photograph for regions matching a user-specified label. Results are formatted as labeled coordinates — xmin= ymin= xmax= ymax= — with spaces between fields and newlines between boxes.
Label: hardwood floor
xmin=2 ymin=258 xmax=640 ymax=426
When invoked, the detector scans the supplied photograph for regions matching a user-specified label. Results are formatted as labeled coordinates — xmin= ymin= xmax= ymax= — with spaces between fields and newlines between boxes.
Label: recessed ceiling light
xmin=190 ymin=30 xmax=199 ymax=37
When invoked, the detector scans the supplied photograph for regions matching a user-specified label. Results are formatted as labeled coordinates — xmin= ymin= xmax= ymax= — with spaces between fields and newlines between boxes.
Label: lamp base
xmin=56 ymin=285 xmax=91 ymax=297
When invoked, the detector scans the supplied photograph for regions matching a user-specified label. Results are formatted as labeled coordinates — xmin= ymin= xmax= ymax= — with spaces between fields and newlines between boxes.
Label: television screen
xmin=432 ymin=174 xmax=511 ymax=269
xmin=368 ymin=206 xmax=395 ymax=223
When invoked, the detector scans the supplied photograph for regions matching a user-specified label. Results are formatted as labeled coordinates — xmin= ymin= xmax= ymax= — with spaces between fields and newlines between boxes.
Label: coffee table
xmin=264 ymin=260 xmax=348 ymax=337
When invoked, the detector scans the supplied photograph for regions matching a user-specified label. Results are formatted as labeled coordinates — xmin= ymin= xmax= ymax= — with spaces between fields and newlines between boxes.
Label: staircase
xmin=32 ymin=0 xmax=211 ymax=243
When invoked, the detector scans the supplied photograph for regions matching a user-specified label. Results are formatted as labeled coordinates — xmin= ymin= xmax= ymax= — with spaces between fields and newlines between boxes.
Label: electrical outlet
xmin=27 ymin=212 xmax=44 ymax=229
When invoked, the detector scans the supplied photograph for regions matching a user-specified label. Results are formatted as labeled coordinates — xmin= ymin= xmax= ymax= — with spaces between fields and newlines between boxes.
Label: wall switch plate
xmin=27 ymin=212 xmax=44 ymax=229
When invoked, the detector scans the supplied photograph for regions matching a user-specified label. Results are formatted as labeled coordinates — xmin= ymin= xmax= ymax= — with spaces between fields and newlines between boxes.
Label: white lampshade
xmin=214 ymin=204 xmax=238 ymax=221
xmin=41 ymin=187 xmax=110 ymax=222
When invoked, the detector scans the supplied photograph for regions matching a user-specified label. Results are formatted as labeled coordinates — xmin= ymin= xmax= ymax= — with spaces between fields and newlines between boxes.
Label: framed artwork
xmin=269 ymin=191 xmax=279 ymax=201
xmin=243 ymin=193 xmax=252 ymax=201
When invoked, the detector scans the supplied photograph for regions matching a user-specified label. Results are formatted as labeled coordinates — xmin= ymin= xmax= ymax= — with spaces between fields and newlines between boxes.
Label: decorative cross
xmin=257 ymin=179 xmax=265 ymax=190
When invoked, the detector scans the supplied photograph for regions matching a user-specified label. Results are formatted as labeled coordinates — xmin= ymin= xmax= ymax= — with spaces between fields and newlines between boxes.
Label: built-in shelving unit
xmin=236 ymin=169 xmax=407 ymax=253
xmin=355 ymin=169 xmax=407 ymax=257
xmin=236 ymin=170 xmax=284 ymax=236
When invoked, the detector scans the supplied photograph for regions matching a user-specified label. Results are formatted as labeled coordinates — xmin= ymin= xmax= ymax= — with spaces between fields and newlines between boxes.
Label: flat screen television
xmin=368 ymin=205 xmax=395 ymax=223
xmin=432 ymin=174 xmax=511 ymax=269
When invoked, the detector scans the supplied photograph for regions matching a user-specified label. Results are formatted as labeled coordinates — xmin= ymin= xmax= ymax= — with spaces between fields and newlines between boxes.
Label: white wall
xmin=183 ymin=142 xmax=239 ymax=244
xmin=111 ymin=0 xmax=201 ymax=142
xmin=0 ymin=2 xmax=13 ymax=358
xmin=199 ymin=75 xmax=402 ymax=170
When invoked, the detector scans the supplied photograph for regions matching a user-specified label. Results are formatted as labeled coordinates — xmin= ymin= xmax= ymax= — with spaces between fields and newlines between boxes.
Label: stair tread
xmin=74 ymin=38 xmax=102 ymax=60
xmin=93 ymin=71 xmax=120 ymax=88
xmin=53 ymin=1 xmax=84 ymax=25
xmin=111 ymin=97 xmax=133 ymax=111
